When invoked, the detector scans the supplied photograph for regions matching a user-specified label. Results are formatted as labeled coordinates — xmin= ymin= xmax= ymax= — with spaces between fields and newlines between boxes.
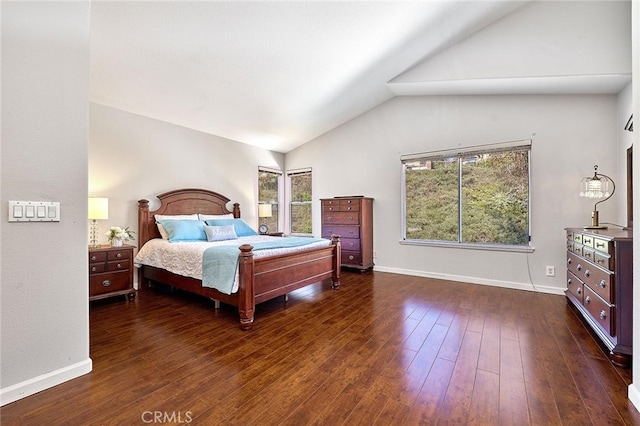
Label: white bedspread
xmin=134 ymin=236 xmax=331 ymax=293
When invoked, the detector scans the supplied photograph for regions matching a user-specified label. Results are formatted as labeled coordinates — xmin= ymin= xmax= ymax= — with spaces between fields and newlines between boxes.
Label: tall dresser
xmin=565 ymin=228 xmax=633 ymax=367
xmin=321 ymin=197 xmax=373 ymax=271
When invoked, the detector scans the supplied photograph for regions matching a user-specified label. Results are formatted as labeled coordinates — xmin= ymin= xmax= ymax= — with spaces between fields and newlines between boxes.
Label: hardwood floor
xmin=2 ymin=271 xmax=639 ymax=425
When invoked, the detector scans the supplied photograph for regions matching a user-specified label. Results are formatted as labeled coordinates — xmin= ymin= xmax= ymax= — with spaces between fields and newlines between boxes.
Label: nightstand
xmin=266 ymin=232 xmax=284 ymax=237
xmin=89 ymin=245 xmax=136 ymax=302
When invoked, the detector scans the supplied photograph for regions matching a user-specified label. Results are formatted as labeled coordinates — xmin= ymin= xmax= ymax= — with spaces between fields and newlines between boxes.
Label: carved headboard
xmin=137 ymin=188 xmax=241 ymax=249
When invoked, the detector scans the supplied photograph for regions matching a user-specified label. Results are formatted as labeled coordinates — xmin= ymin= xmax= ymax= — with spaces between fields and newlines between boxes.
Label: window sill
xmin=399 ymin=239 xmax=534 ymax=253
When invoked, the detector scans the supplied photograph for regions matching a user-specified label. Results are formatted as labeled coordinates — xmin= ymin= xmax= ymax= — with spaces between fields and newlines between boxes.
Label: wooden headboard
xmin=137 ymin=188 xmax=241 ymax=249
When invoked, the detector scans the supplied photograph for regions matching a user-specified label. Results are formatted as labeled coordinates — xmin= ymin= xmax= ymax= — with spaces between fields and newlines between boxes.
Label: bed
xmin=135 ymin=188 xmax=341 ymax=330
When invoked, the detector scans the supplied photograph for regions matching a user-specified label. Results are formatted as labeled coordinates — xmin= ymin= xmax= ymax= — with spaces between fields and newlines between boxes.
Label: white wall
xmin=286 ymin=94 xmax=618 ymax=294
xmin=89 ymin=104 xmax=285 ymax=250
xmin=393 ymin=0 xmax=631 ymax=83
xmin=1 ymin=2 xmax=92 ymax=405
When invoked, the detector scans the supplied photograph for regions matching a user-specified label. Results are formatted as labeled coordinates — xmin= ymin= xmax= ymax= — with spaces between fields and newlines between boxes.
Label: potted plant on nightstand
xmin=106 ymin=226 xmax=135 ymax=247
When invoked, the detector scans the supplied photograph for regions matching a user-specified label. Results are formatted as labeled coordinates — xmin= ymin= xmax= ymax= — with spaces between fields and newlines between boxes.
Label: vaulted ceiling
xmin=89 ymin=1 xmax=631 ymax=153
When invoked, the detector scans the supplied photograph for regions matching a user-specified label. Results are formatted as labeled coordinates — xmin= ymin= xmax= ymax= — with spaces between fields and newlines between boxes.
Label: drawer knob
xmin=598 ymin=280 xmax=606 ymax=289
xmin=347 ymin=207 xmax=352 ymax=210
xmin=596 ymin=242 xmax=605 ymax=249
xmin=91 ymin=256 xmax=97 ymax=261
xmin=348 ymin=255 xmax=354 ymax=261
xmin=567 ymin=278 xmax=572 ymax=286
xmin=348 ymin=216 xmax=353 ymax=221
xmin=577 ymin=287 xmax=582 ymax=294
xmin=577 ymin=264 xmax=582 ymax=271
xmin=567 ymin=258 xmax=572 ymax=265
xmin=102 ymin=279 xmax=111 ymax=287
xmin=327 ymin=217 xmax=332 ymax=221
xmin=116 ymin=253 xmax=122 ymax=258
xmin=585 ymin=296 xmax=590 ymax=304
xmin=584 ymin=269 xmax=590 ymax=278
xmin=116 ymin=263 xmax=122 ymax=269
xmin=599 ymin=310 xmax=607 ymax=320
xmin=349 ymin=242 xmax=354 ymax=247
xmin=91 ymin=267 xmax=97 ymax=272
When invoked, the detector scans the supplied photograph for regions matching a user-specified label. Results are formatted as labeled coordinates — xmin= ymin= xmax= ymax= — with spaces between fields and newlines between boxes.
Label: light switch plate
xmin=8 ymin=201 xmax=60 ymax=222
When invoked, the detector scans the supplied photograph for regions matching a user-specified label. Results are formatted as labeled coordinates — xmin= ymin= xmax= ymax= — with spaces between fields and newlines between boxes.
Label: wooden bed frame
xmin=137 ymin=188 xmax=341 ymax=330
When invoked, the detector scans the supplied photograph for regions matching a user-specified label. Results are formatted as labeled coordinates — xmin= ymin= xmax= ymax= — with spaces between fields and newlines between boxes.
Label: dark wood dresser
xmin=89 ymin=245 xmax=136 ymax=302
xmin=321 ymin=197 xmax=373 ymax=271
xmin=565 ymin=228 xmax=632 ymax=367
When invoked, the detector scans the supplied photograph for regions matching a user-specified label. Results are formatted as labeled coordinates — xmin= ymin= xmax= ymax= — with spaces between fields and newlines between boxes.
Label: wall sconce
xmin=258 ymin=203 xmax=273 ymax=234
xmin=579 ymin=165 xmax=615 ymax=229
xmin=88 ymin=197 xmax=109 ymax=247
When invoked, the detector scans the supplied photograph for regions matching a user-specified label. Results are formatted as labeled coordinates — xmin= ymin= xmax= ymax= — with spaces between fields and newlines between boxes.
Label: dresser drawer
xmin=342 ymin=251 xmax=362 ymax=265
xmin=593 ymin=251 xmax=612 ymax=270
xmin=581 ymin=234 xmax=595 ymax=248
xmin=593 ymin=238 xmax=612 ymax=255
xmin=567 ymin=251 xmax=613 ymax=303
xmin=338 ymin=199 xmax=360 ymax=212
xmin=322 ymin=212 xmax=359 ymax=225
xmin=322 ymin=225 xmax=360 ymax=239
xmin=583 ymin=285 xmax=615 ymax=336
xmin=89 ymin=272 xmax=131 ymax=296
xmin=566 ymin=270 xmax=583 ymax=303
xmin=340 ymin=238 xmax=361 ymax=252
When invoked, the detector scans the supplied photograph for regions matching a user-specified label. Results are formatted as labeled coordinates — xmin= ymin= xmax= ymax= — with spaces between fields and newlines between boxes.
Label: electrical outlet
xmin=545 ymin=266 xmax=555 ymax=277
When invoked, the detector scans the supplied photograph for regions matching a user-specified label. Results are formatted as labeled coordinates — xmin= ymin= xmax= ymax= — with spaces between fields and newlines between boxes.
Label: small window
xmin=402 ymin=141 xmax=531 ymax=249
xmin=258 ymin=167 xmax=282 ymax=233
xmin=288 ymin=168 xmax=312 ymax=235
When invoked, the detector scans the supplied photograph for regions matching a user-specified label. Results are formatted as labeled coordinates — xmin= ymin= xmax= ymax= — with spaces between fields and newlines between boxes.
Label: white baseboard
xmin=629 ymin=384 xmax=640 ymax=413
xmin=372 ymin=265 xmax=566 ymax=295
xmin=0 ymin=358 xmax=92 ymax=406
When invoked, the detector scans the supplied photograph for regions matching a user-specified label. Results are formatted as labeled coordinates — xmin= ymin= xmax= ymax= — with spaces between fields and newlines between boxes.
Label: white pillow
xmin=204 ymin=224 xmax=238 ymax=242
xmin=155 ymin=214 xmax=199 ymax=239
xmin=198 ymin=213 xmax=234 ymax=221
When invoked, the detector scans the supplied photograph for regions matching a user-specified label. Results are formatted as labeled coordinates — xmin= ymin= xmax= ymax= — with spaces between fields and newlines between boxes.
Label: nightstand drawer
xmin=90 ymin=272 xmax=131 ymax=296
xmin=90 ymin=263 xmax=107 ymax=274
xmin=342 ymin=251 xmax=362 ymax=265
xmin=108 ymin=249 xmax=131 ymax=261
xmin=89 ymin=251 xmax=107 ymax=263
xmin=107 ymin=259 xmax=130 ymax=272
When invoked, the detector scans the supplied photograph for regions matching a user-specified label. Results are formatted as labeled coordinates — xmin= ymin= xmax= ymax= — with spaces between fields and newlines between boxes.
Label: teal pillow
xmin=157 ymin=220 xmax=206 ymax=242
xmin=205 ymin=218 xmax=257 ymax=237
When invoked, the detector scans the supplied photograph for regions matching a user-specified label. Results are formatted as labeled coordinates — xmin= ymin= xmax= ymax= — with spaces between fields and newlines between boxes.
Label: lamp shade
xmin=258 ymin=203 xmax=273 ymax=218
xmin=88 ymin=197 xmax=109 ymax=220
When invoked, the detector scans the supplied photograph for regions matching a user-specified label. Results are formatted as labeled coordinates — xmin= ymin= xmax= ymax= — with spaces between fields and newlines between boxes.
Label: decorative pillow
xmin=198 ymin=213 xmax=234 ymax=221
xmin=204 ymin=225 xmax=238 ymax=242
xmin=205 ymin=218 xmax=258 ymax=237
xmin=157 ymin=220 xmax=207 ymax=242
xmin=155 ymin=214 xmax=199 ymax=239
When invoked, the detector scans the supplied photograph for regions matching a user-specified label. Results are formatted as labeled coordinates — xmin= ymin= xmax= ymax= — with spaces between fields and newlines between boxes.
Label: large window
xmin=402 ymin=141 xmax=531 ymax=249
xmin=258 ymin=167 xmax=282 ymax=233
xmin=288 ymin=168 xmax=312 ymax=235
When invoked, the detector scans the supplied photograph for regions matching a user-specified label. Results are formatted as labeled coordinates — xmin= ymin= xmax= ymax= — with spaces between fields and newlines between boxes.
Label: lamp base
xmin=584 ymin=225 xmax=608 ymax=230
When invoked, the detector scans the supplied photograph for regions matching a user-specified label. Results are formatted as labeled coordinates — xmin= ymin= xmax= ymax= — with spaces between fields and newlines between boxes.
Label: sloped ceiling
xmin=89 ymin=1 xmax=630 ymax=153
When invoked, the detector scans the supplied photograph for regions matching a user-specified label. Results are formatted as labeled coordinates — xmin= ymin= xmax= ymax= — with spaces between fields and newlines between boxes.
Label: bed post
xmin=237 ymin=244 xmax=256 ymax=330
xmin=137 ymin=199 xmax=151 ymax=290
xmin=232 ymin=203 xmax=241 ymax=218
xmin=331 ymin=235 xmax=341 ymax=289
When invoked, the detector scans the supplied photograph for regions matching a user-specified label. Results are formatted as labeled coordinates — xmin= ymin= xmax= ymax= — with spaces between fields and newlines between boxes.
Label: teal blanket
xmin=202 ymin=237 xmax=327 ymax=294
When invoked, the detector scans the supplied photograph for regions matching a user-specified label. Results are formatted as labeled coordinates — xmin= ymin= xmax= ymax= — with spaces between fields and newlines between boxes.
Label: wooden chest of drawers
xmin=321 ymin=197 xmax=373 ymax=271
xmin=565 ymin=228 xmax=632 ymax=367
xmin=89 ymin=245 xmax=136 ymax=302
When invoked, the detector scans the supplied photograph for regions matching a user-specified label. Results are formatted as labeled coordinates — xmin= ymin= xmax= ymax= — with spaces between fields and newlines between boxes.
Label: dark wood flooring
xmin=2 ymin=271 xmax=639 ymax=425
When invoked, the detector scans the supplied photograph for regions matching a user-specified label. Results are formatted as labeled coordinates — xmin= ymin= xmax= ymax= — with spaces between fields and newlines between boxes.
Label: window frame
xmin=400 ymin=140 xmax=533 ymax=253
xmin=258 ymin=166 xmax=282 ymax=233
xmin=286 ymin=168 xmax=313 ymax=236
